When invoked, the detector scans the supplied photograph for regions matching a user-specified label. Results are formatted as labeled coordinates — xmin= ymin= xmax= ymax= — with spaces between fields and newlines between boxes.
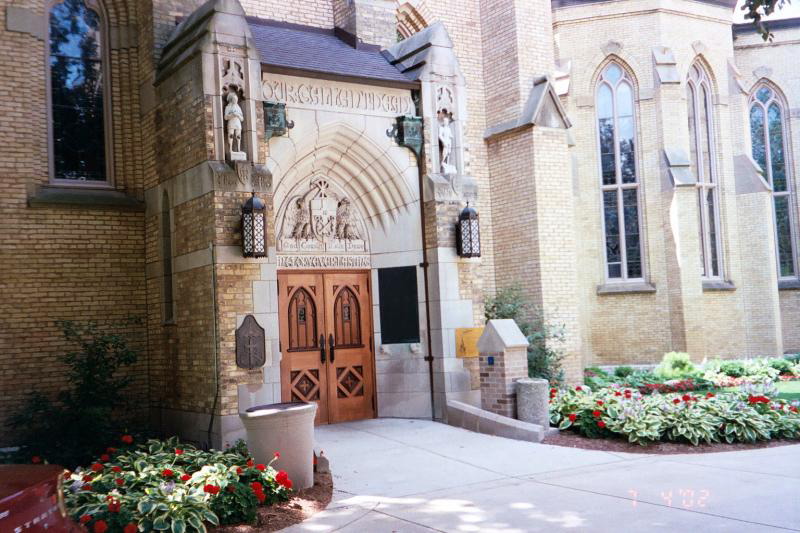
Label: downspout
xmin=414 ymin=106 xmax=436 ymax=421
xmin=207 ymin=242 xmax=220 ymax=448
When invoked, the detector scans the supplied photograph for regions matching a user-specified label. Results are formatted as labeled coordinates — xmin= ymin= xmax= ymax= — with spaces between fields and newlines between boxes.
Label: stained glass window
xmin=749 ymin=84 xmax=797 ymax=278
xmin=49 ymin=0 xmax=108 ymax=183
xmin=596 ymin=62 xmax=643 ymax=280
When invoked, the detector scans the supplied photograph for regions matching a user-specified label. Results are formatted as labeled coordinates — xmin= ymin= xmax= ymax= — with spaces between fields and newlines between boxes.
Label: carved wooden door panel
xmin=322 ymin=272 xmax=375 ymax=423
xmin=278 ymin=272 xmax=329 ymax=424
xmin=278 ymin=271 xmax=375 ymax=425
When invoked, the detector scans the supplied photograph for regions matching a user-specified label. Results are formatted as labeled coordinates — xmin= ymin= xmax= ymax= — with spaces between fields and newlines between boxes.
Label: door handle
xmin=329 ymin=334 xmax=335 ymax=363
xmin=319 ymin=334 xmax=326 ymax=364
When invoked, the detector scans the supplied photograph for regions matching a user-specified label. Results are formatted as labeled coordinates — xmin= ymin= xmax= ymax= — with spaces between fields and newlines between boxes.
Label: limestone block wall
xmin=0 ymin=0 xmax=148 ymax=442
xmin=734 ymin=24 xmax=800 ymax=353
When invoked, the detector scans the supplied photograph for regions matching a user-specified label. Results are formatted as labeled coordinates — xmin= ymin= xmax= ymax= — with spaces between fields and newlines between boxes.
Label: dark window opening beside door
xmin=378 ymin=266 xmax=420 ymax=344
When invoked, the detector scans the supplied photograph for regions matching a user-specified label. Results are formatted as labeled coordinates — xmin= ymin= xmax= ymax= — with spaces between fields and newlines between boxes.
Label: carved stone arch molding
xmin=575 ymin=45 xmax=649 ymax=106
xmin=276 ymin=176 xmax=371 ymax=255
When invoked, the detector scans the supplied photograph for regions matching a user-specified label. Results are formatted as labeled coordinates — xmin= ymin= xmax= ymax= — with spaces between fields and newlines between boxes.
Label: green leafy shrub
xmin=769 ymin=358 xmax=793 ymax=375
xmin=720 ymin=361 xmax=746 ymax=378
xmin=484 ymin=286 xmax=565 ymax=384
xmin=549 ymin=384 xmax=800 ymax=445
xmin=614 ymin=366 xmax=635 ymax=378
xmin=6 ymin=320 xmax=141 ymax=468
xmin=653 ymin=352 xmax=697 ymax=380
xmin=64 ymin=437 xmax=292 ymax=532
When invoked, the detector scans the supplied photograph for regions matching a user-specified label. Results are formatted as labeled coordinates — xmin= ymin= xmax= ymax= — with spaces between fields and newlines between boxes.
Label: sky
xmin=733 ymin=0 xmax=800 ymax=22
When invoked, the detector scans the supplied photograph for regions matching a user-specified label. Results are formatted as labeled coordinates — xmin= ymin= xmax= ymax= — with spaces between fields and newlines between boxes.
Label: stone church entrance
xmin=278 ymin=271 xmax=375 ymax=424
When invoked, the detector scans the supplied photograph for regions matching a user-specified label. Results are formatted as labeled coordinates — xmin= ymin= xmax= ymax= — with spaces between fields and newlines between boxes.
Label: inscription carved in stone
xmin=236 ymin=315 xmax=266 ymax=369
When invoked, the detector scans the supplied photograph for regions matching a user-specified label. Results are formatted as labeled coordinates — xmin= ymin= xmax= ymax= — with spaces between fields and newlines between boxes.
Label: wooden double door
xmin=278 ymin=271 xmax=375 ymax=424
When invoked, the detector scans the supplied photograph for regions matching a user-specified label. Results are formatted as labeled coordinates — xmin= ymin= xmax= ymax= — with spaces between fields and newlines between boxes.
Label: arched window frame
xmin=46 ymin=0 xmax=114 ymax=187
xmin=749 ymin=81 xmax=798 ymax=279
xmin=686 ymin=61 xmax=724 ymax=279
xmin=595 ymin=60 xmax=646 ymax=282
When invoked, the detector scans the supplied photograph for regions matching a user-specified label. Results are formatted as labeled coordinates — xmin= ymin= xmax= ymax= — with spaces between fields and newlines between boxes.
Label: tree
xmin=741 ymin=0 xmax=793 ymax=40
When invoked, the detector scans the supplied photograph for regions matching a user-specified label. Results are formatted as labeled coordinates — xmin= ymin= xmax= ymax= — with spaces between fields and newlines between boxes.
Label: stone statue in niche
xmin=336 ymin=198 xmax=360 ymax=240
xmin=224 ymin=91 xmax=246 ymax=161
xmin=438 ymin=108 xmax=456 ymax=175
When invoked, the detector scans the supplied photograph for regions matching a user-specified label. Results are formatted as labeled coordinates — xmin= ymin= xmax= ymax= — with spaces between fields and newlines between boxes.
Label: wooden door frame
xmin=277 ymin=268 xmax=377 ymax=423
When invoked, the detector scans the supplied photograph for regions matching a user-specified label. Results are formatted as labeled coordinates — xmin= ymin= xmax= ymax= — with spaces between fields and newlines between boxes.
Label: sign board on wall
xmin=456 ymin=327 xmax=484 ymax=358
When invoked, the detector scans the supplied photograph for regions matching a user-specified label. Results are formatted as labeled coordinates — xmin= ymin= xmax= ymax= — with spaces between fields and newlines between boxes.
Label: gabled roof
xmin=248 ymin=19 xmax=417 ymax=88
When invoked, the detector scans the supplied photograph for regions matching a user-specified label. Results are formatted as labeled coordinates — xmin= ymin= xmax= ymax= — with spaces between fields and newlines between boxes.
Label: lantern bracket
xmin=387 ymin=115 xmax=423 ymax=160
xmin=263 ymin=101 xmax=294 ymax=141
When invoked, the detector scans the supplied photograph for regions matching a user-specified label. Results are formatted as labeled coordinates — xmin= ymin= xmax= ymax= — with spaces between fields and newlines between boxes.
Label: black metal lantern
xmin=456 ymin=202 xmax=480 ymax=258
xmin=386 ymin=115 xmax=423 ymax=159
xmin=263 ymin=101 xmax=294 ymax=140
xmin=242 ymin=192 xmax=266 ymax=257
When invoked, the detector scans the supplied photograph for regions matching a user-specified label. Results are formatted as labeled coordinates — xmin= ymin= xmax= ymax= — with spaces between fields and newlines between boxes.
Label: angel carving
xmin=335 ymin=198 xmax=360 ymax=240
xmin=284 ymin=198 xmax=312 ymax=240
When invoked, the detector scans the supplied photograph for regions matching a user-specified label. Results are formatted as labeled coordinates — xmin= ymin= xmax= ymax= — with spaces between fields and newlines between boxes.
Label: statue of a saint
xmin=438 ymin=109 xmax=456 ymax=174
xmin=224 ymin=92 xmax=244 ymax=157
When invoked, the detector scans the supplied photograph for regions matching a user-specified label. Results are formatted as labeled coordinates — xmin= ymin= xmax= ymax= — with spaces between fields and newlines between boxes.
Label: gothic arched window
xmin=596 ymin=62 xmax=643 ymax=280
xmin=750 ymin=83 xmax=797 ymax=278
xmin=686 ymin=62 xmax=723 ymax=278
xmin=48 ymin=0 xmax=110 ymax=184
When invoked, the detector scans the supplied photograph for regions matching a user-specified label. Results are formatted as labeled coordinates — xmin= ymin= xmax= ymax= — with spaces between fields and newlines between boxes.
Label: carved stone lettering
xmin=236 ymin=315 xmax=266 ymax=369
xmin=277 ymin=255 xmax=371 ymax=269
xmin=262 ymin=78 xmax=414 ymax=116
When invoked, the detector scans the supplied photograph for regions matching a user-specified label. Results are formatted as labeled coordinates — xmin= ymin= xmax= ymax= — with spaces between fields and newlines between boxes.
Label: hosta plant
xmin=63 ymin=436 xmax=293 ymax=532
xmin=550 ymin=383 xmax=800 ymax=446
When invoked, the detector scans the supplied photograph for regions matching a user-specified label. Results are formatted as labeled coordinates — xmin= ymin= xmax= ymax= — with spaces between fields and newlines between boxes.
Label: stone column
xmin=477 ymin=319 xmax=529 ymax=418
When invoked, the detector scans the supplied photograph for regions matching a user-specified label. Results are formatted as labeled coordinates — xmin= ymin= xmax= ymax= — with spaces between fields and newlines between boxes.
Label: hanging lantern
xmin=456 ymin=202 xmax=480 ymax=258
xmin=241 ymin=192 xmax=266 ymax=258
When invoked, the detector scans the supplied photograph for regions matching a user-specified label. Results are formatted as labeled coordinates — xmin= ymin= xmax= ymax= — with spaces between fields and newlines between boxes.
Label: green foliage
xmin=740 ymin=0 xmax=793 ymax=40
xmin=769 ymin=358 xmax=793 ymax=375
xmin=484 ymin=286 xmax=565 ymax=384
xmin=720 ymin=361 xmax=746 ymax=378
xmin=653 ymin=352 xmax=697 ymax=380
xmin=64 ymin=437 xmax=292 ymax=532
xmin=614 ymin=366 xmax=635 ymax=378
xmin=550 ymin=385 xmax=800 ymax=445
xmin=6 ymin=320 xmax=141 ymax=468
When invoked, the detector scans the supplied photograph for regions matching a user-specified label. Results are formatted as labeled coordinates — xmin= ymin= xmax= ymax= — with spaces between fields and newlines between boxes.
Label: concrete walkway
xmin=284 ymin=418 xmax=800 ymax=532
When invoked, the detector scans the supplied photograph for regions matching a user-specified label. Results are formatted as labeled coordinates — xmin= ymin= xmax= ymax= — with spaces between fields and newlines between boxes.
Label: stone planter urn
xmin=516 ymin=378 xmax=550 ymax=428
xmin=239 ymin=402 xmax=317 ymax=490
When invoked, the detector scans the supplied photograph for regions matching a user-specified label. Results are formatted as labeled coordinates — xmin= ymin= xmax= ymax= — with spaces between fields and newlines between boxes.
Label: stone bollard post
xmin=516 ymin=378 xmax=549 ymax=427
xmin=477 ymin=319 xmax=530 ymax=418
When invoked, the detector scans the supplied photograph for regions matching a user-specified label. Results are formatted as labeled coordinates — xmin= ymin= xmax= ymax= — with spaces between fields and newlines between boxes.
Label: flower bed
xmin=63 ymin=437 xmax=292 ymax=533
xmin=550 ymin=384 xmax=800 ymax=446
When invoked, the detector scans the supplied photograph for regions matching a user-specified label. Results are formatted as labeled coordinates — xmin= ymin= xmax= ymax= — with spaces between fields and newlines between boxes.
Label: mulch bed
xmin=212 ymin=470 xmax=333 ymax=532
xmin=542 ymin=431 xmax=799 ymax=454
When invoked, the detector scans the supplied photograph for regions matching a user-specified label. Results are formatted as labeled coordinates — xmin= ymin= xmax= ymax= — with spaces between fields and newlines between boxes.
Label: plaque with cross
xmin=236 ymin=315 xmax=266 ymax=369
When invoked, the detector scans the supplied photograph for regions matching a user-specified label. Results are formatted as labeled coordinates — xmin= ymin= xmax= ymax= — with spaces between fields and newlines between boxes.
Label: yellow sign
xmin=456 ymin=327 xmax=484 ymax=358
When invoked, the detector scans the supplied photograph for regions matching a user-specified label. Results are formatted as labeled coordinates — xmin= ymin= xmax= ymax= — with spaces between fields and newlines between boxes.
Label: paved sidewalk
xmin=283 ymin=418 xmax=800 ymax=532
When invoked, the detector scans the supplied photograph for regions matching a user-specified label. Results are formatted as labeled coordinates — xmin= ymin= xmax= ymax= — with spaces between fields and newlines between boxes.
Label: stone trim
xmin=778 ymin=279 xmax=800 ymax=290
xmin=484 ymin=75 xmax=572 ymax=140
xmin=174 ymin=247 xmax=214 ymax=274
xmin=596 ymin=282 xmax=657 ymax=295
xmin=28 ymin=186 xmax=144 ymax=211
xmin=702 ymin=280 xmax=736 ymax=291
xmin=5 ymin=6 xmax=45 ymax=40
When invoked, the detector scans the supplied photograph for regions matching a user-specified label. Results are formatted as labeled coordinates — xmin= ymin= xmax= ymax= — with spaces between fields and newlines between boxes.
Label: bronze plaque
xmin=236 ymin=315 xmax=266 ymax=369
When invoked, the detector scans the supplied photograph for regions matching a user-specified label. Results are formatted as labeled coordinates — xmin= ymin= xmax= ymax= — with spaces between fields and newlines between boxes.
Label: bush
xmin=63 ymin=437 xmax=292 ymax=532
xmin=653 ymin=352 xmax=697 ymax=380
xmin=720 ymin=361 xmax=746 ymax=378
xmin=6 ymin=320 xmax=141 ymax=468
xmin=550 ymin=384 xmax=800 ymax=445
xmin=614 ymin=366 xmax=635 ymax=378
xmin=769 ymin=358 xmax=793 ymax=375
xmin=484 ymin=286 xmax=565 ymax=384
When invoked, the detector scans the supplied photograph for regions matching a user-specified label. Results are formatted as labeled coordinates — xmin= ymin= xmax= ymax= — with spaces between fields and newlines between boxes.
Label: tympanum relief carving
xmin=278 ymin=179 xmax=368 ymax=254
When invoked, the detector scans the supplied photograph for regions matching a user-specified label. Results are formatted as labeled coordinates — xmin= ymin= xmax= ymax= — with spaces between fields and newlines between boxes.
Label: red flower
xmin=246 ymin=459 xmax=254 ymax=467
xmin=100 ymin=454 xmax=110 ymax=462
xmin=256 ymin=463 xmax=266 ymax=471
xmin=254 ymin=491 xmax=266 ymax=503
xmin=596 ymin=400 xmax=604 ymax=406
xmin=83 ymin=475 xmax=93 ymax=482
xmin=31 ymin=456 xmax=42 ymax=464
xmin=592 ymin=410 xmax=602 ymax=418
xmin=84 ymin=484 xmax=93 ymax=491
xmin=575 ymin=386 xmax=583 ymax=391
xmin=274 ymin=451 xmax=281 ymax=459
xmin=597 ymin=420 xmax=606 ymax=428
xmin=108 ymin=501 xmax=121 ymax=513
xmin=181 ymin=474 xmax=190 ymax=482
xmin=568 ymin=413 xmax=577 ymax=422
xmin=226 ymin=485 xmax=235 ymax=493
xmin=106 ymin=447 xmax=117 ymax=454
xmin=682 ymin=394 xmax=691 ymax=402
xmin=112 ymin=466 xmax=122 ymax=473
xmin=80 ymin=515 xmax=92 ymax=524
xmin=250 ymin=481 xmax=263 ymax=492
xmin=614 ymin=391 xmax=622 ymax=397
xmin=204 ymin=484 xmax=220 ymax=495
xmin=174 ymin=449 xmax=183 ymax=456
xmin=236 ymin=467 xmax=243 ymax=475
xmin=162 ymin=469 xmax=173 ymax=478
xmin=706 ymin=393 xmax=715 ymax=399
xmin=115 ymin=478 xmax=124 ymax=487
xmin=790 ymin=406 xmax=798 ymax=413
xmin=121 ymin=435 xmax=133 ymax=445
xmin=93 ymin=520 xmax=108 ymax=533
xmin=91 ymin=463 xmax=104 ymax=472
xmin=275 ymin=470 xmax=292 ymax=489
xmin=63 ymin=472 xmax=71 ymax=480
xmin=672 ymin=398 xmax=681 ymax=404
xmin=123 ymin=524 xmax=138 ymax=533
